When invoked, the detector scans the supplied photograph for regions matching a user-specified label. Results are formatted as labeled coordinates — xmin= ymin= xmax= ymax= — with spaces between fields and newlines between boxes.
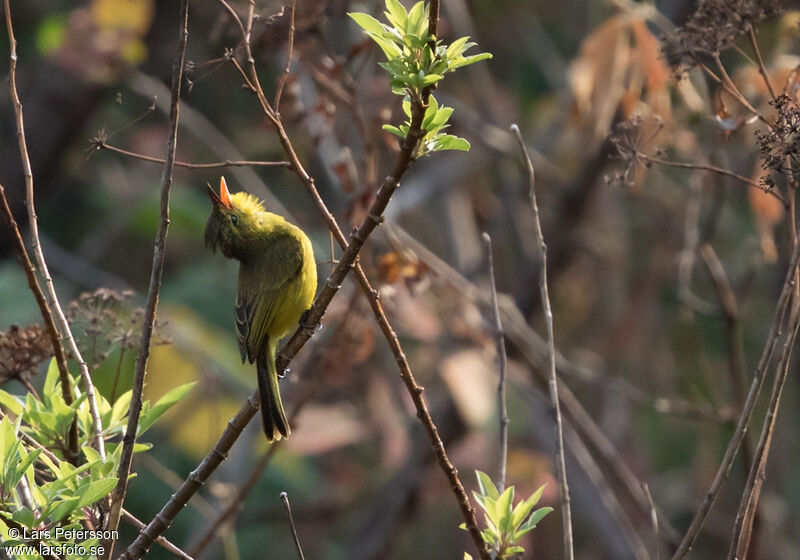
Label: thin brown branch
xmin=671 ymin=240 xmax=800 ymax=559
xmin=642 ymin=483 xmax=660 ymax=560
xmin=4 ymin=0 xmax=102 ymax=464
xmin=94 ymin=140 xmax=291 ymax=169
xmin=641 ymin=153 xmax=788 ymax=207
xmin=0 ymin=185 xmax=80 ymax=463
xmin=747 ymin=27 xmax=776 ymax=100
xmin=121 ymin=510 xmax=194 ymax=560
xmin=106 ymin=0 xmax=189 ymax=556
xmin=482 ymin=233 xmax=509 ymax=492
xmin=511 ymin=123 xmax=573 ymax=560
xmin=189 ymin=441 xmax=282 ymax=557
xmin=274 ymin=0 xmax=296 ymax=113
xmin=711 ymin=52 xmax=769 ymax=125
xmin=564 ymin=427 xmax=649 ymax=560
xmin=119 ymin=393 xmax=259 ymax=560
xmin=728 ymin=306 xmax=800 ymax=559
xmin=699 ymin=244 xmax=749 ymax=421
xmin=280 ymin=492 xmax=307 ymax=560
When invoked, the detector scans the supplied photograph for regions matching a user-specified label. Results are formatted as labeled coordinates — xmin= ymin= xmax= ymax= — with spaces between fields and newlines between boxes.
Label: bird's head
xmin=205 ymin=176 xmax=266 ymax=260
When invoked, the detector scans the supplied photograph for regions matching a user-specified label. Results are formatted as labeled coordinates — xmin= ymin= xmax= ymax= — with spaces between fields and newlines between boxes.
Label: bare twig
xmin=747 ymin=27 xmax=776 ymax=100
xmin=511 ymin=123 xmax=573 ymax=560
xmin=280 ymin=492 xmax=307 ymax=560
xmin=640 ymin=153 xmax=787 ymax=207
xmin=274 ymin=0 xmax=296 ymax=113
xmin=106 ymin=0 xmax=189 ymax=555
xmin=0 ymin=185 xmax=79 ymax=462
xmin=699 ymin=244 xmax=749 ymax=421
xmin=188 ymin=435 xmax=282 ymax=557
xmin=565 ymin=426 xmax=649 ymax=560
xmin=118 ymin=394 xmax=260 ymax=560
xmin=482 ymin=233 xmax=509 ymax=491
xmin=121 ymin=510 xmax=195 ymax=560
xmin=728 ymin=306 xmax=800 ymax=559
xmin=671 ymin=240 xmax=800 ymax=559
xmin=93 ymin=140 xmax=291 ymax=169
xmin=4 ymin=0 xmax=103 ymax=464
xmin=642 ymin=483 xmax=660 ymax=560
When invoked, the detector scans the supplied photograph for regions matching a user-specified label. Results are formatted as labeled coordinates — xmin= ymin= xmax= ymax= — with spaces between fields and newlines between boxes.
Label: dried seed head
xmin=661 ymin=0 xmax=781 ymax=71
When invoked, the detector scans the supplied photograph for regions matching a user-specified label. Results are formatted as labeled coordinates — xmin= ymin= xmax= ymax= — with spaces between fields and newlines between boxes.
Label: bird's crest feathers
xmin=230 ymin=191 xmax=266 ymax=215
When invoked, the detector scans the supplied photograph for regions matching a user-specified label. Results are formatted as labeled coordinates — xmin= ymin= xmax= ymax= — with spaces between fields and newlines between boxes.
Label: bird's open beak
xmin=207 ymin=176 xmax=233 ymax=209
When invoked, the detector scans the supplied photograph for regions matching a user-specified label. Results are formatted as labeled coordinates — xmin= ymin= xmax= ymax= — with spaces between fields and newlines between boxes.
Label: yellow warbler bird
xmin=205 ymin=177 xmax=317 ymax=440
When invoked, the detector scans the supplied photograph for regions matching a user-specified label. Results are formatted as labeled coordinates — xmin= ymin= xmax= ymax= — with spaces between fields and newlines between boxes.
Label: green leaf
xmin=382 ymin=124 xmax=406 ymax=138
xmin=10 ymin=449 xmax=42 ymax=489
xmin=449 ymin=52 xmax=493 ymax=70
xmin=43 ymin=357 xmax=61 ymax=404
xmin=46 ymin=496 xmax=80 ymax=524
xmin=422 ymin=95 xmax=439 ymax=130
xmin=429 ymin=106 xmax=453 ymax=128
xmin=476 ymin=470 xmax=499 ymax=500
xmin=430 ymin=134 xmax=470 ymax=152
xmin=402 ymin=99 xmax=412 ymax=118
xmin=138 ymin=382 xmax=195 ymax=435
xmin=406 ymin=1 xmax=426 ymax=36
xmin=464 ymin=554 xmax=473 ymax=560
xmin=472 ymin=490 xmax=487 ymax=512
xmin=510 ymin=484 xmax=545 ymax=530
xmin=513 ymin=506 xmax=553 ymax=540
xmin=421 ymin=73 xmax=443 ymax=87
xmin=0 ymin=416 xmax=13 ymax=470
xmin=506 ymin=545 xmax=525 ymax=555
xmin=445 ymin=36 xmax=471 ymax=59
xmin=348 ymin=13 xmax=402 ymax=59
xmin=348 ymin=12 xmax=386 ymax=36
xmin=74 ymin=478 xmax=118 ymax=509
xmin=484 ymin=495 xmax=500 ymax=525
xmin=495 ymin=485 xmax=515 ymax=532
xmin=384 ymin=0 xmax=407 ymax=29
xmin=11 ymin=507 xmax=36 ymax=528
xmin=0 ymin=390 xmax=24 ymax=416
xmin=106 ymin=390 xmax=132 ymax=433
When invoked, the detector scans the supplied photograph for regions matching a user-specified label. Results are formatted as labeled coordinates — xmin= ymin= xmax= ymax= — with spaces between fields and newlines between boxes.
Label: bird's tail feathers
xmin=256 ymin=341 xmax=290 ymax=441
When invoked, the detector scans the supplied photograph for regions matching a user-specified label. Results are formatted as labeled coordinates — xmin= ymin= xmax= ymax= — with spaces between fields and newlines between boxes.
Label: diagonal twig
xmin=510 ymin=123 xmax=574 ymax=560
xmin=0 ymin=185 xmax=79 ymax=461
xmin=482 ymin=233 xmax=509 ymax=492
xmin=671 ymin=240 xmax=800 ymax=559
xmin=92 ymin=140 xmax=291 ymax=169
xmin=273 ymin=0 xmax=296 ymax=114
xmin=280 ymin=492 xmax=307 ymax=560
xmin=728 ymin=306 xmax=800 ymax=558
xmin=4 ymin=0 xmax=105 ymax=464
xmin=106 ymin=0 xmax=190 ymax=556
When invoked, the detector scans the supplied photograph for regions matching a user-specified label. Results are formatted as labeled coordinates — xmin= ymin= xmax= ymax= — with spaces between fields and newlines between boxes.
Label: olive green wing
xmin=235 ymin=232 xmax=303 ymax=363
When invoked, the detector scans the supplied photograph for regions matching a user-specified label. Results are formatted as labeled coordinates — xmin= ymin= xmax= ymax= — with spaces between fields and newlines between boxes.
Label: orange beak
xmin=207 ymin=176 xmax=233 ymax=209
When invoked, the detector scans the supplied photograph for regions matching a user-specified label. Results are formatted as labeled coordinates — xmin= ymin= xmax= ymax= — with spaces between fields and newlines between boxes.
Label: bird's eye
xmin=230 ymin=214 xmax=239 ymax=226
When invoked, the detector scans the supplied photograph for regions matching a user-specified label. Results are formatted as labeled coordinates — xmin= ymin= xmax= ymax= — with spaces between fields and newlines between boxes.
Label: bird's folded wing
xmin=235 ymin=231 xmax=303 ymax=363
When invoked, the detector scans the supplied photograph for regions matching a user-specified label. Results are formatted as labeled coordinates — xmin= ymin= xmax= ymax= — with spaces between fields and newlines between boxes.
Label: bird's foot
xmin=299 ymin=310 xmax=322 ymax=337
